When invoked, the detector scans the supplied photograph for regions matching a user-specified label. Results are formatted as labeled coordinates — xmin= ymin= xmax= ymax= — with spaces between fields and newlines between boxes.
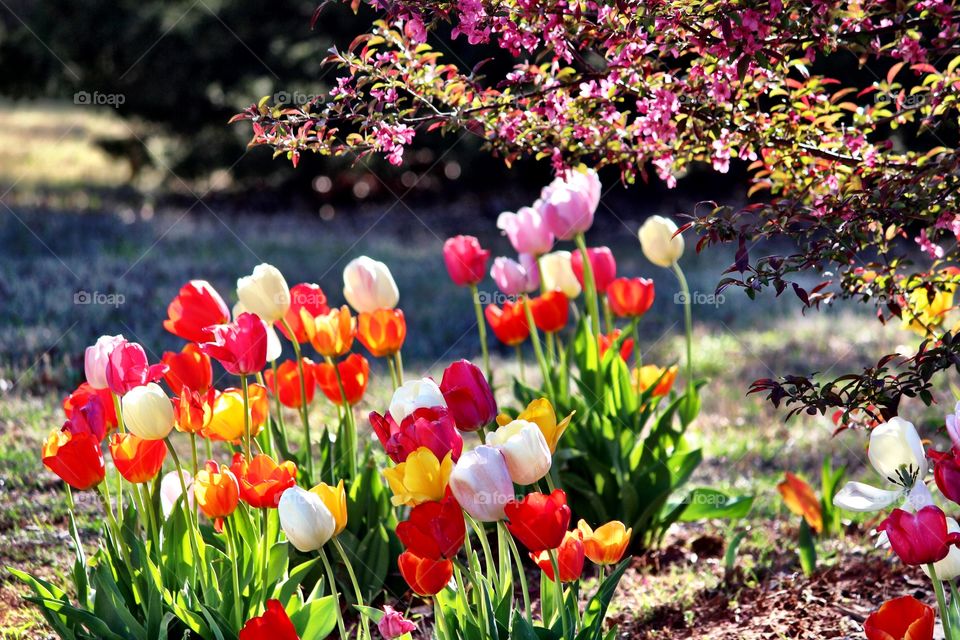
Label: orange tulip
xmin=484 ymin=301 xmax=529 ymax=346
xmin=162 ymin=343 xmax=213 ymax=395
xmin=42 ymin=428 xmax=105 ymax=490
xmin=632 ymin=364 xmax=678 ymax=397
xmin=203 ymin=384 xmax=268 ymax=442
xmin=194 ymin=460 xmax=241 ymax=521
xmin=315 ymin=353 xmax=370 ymax=406
xmin=278 ymin=282 xmax=329 ymax=344
xmin=777 ymin=472 xmax=823 ymax=533
xmin=174 ymin=387 xmax=215 ymax=434
xmin=109 ymin=433 xmax=167 ymax=484
xmin=598 ymin=329 xmax=634 ymax=361
xmin=304 ymin=305 xmax=355 ymax=358
xmin=398 ymin=551 xmax=453 ymax=596
xmin=531 ymin=530 xmax=585 ymax=582
xmin=231 ymin=453 xmax=297 ymax=508
xmin=606 ymin=277 xmax=655 ymax=318
xmin=577 ymin=519 xmax=631 ymax=565
xmin=264 ymin=358 xmax=316 ymax=408
xmin=357 ymin=308 xmax=407 ymax=357
xmin=864 ymin=596 xmax=934 ymax=640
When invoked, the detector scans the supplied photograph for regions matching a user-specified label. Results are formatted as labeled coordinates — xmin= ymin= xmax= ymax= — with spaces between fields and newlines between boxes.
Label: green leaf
xmin=290 ymin=595 xmax=338 ymax=640
xmin=678 ymin=489 xmax=754 ymax=522
xmin=578 ymin=558 xmax=630 ymax=640
xmin=798 ymin=520 xmax=817 ymax=576
xmin=724 ymin=530 xmax=748 ymax=573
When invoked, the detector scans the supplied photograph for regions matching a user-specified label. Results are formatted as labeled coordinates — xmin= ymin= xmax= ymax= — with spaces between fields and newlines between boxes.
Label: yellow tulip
xmin=903 ymin=286 xmax=954 ymax=336
xmin=632 ymin=364 xmax=678 ymax=397
xmin=497 ymin=397 xmax=573 ymax=453
xmin=383 ymin=447 xmax=452 ymax=507
xmin=311 ymin=479 xmax=348 ymax=535
xmin=577 ymin=519 xmax=632 ymax=565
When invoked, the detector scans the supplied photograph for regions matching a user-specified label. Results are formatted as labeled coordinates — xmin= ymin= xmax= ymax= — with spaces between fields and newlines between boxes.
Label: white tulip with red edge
xmin=84 ymin=334 xmax=125 ymax=389
xmin=343 ymin=256 xmax=399 ymax=313
xmin=389 ymin=378 xmax=446 ymax=424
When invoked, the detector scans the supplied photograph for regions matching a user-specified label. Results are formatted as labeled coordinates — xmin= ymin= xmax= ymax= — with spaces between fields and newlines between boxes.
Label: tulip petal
xmin=833 ymin=482 xmax=901 ymax=512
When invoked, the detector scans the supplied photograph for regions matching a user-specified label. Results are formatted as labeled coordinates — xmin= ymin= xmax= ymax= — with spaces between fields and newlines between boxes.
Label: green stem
xmin=255 ymin=371 xmax=274 ymax=458
xmin=549 ymin=549 xmax=570 ymax=638
xmin=434 ymin=598 xmax=450 ymax=639
xmin=269 ymin=359 xmax=290 ymax=446
xmin=240 ymin=375 xmax=252 ymax=461
xmin=516 ymin=344 xmax=526 ymax=384
xmin=394 ymin=350 xmax=405 ymax=385
xmin=166 ymin=438 xmax=207 ymax=595
xmin=333 ymin=537 xmax=371 ymax=640
xmin=281 ymin=318 xmax=315 ymax=480
xmin=328 ymin=356 xmax=358 ymax=479
xmin=319 ymin=547 xmax=349 ymax=640
xmin=466 ymin=514 xmax=497 ymax=593
xmin=226 ymin=518 xmax=243 ymax=631
xmin=500 ymin=522 xmax=532 ymax=623
xmin=259 ymin=509 xmax=270 ymax=607
xmin=470 ymin=284 xmax=492 ymax=385
xmin=574 ymin=233 xmax=601 ymax=342
xmin=97 ymin=481 xmax=144 ymax=607
xmin=521 ymin=296 xmax=556 ymax=400
xmin=672 ymin=263 xmax=695 ymax=392
xmin=111 ymin=392 xmax=125 ymax=523
xmin=602 ymin=294 xmax=614 ymax=335
xmin=387 ymin=356 xmax=400 ymax=390
xmin=930 ymin=563 xmax=955 ymax=640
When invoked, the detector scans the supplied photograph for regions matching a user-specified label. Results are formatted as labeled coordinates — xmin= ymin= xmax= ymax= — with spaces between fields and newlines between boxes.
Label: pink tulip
xmin=84 ymin=334 xmax=125 ymax=389
xmin=105 ymin=341 xmax=168 ymax=396
xmin=377 ymin=606 xmax=416 ymax=639
xmin=538 ymin=169 xmax=601 ymax=240
xmin=199 ymin=312 xmax=269 ymax=376
xmin=491 ymin=256 xmax=537 ymax=296
xmin=439 ymin=360 xmax=497 ymax=432
xmin=370 ymin=406 xmax=464 ymax=464
xmin=443 ymin=235 xmax=490 ymax=287
xmin=571 ymin=246 xmax=617 ymax=294
xmin=497 ymin=206 xmax=555 ymax=255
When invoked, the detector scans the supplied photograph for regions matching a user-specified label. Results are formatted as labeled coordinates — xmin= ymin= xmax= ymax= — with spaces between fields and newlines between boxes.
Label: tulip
xmin=486 ymin=420 xmax=552 ymax=485
xmin=105 ymin=341 xmax=168 ymax=396
xmin=311 ymin=480 xmax=348 ymax=536
xmin=315 ymin=354 xmax=370 ymax=406
xmin=232 ymin=453 xmax=298 ymax=508
xmin=538 ymin=168 xmax=600 ymax=240
xmin=396 ymin=493 xmax=466 ymax=560
xmin=203 ymin=385 xmax=268 ymax=441
xmin=278 ymin=282 xmax=329 ymax=343
xmin=876 ymin=505 xmax=960 ymax=566
xmin=84 ymin=334 xmax=125 ymax=389
xmin=62 ymin=394 xmax=107 ymax=442
xmin=389 ymin=378 xmax=446 ymax=424
xmin=343 ymin=256 xmax=399 ymax=313
xmin=193 ymin=460 xmax=240 ymax=520
xmin=438 ymin=360 xmax=497 ymax=432
xmin=200 ymin=312 xmax=268 ymax=376
xmin=571 ymin=246 xmax=616 ymax=294
xmin=278 ymin=485 xmax=335 ymax=552
xmin=121 ymin=382 xmax=175 ymax=440
xmin=607 ymin=277 xmax=655 ymax=318
xmin=443 ymin=235 xmax=491 ymax=287
xmin=160 ymin=470 xmax=194 ymax=518
xmin=63 ymin=383 xmax=118 ymax=432
xmin=162 ymin=343 xmax=213 ymax=395
xmin=371 ymin=407 xmax=463 ymax=464
xmin=539 ymin=251 xmax=581 ymax=298
xmin=598 ymin=330 xmax=634 ymax=362
xmin=531 ymin=530 xmax=585 ymax=582
xmin=947 ymin=401 xmax=960 ymax=449
xmin=931 ymin=448 xmax=960 ymax=505
xmin=864 ymin=596 xmax=934 ymax=640
xmin=264 ymin=358 xmax=316 ymax=408
xmin=633 ymin=364 xmax=678 ymax=397
xmin=924 ymin=516 xmax=960 ymax=581
xmin=577 ymin=519 xmax=632 ymax=565
xmin=304 ymin=305 xmax=356 ymax=358
xmin=174 ymin=387 xmax=215 ymax=434
xmin=529 ymin=290 xmax=569 ymax=333
xmin=109 ymin=433 xmax=167 ymax=484
xmin=164 ymin=280 xmax=231 ymax=343
xmin=638 ymin=215 xmax=684 ymax=267
xmin=378 ymin=606 xmax=417 ymax=639
xmin=484 ymin=301 xmax=530 ymax=346
xmin=397 ymin=551 xmax=453 ymax=596
xmin=448 ymin=445 xmax=514 ymax=522
xmin=505 ymin=489 xmax=572 ymax=552
xmin=497 ymin=398 xmax=573 ymax=454
xmin=358 ymin=309 xmax=407 ymax=357
xmin=497 ymin=206 xmax=554 ymax=256
xmin=42 ymin=428 xmax=105 ymax=490
xmin=777 ymin=472 xmax=823 ymax=533
xmin=490 ymin=256 xmax=537 ymax=296
xmin=238 ymin=599 xmax=301 ymax=640
xmin=384 ymin=447 xmax=453 ymax=507
xmin=237 ymin=263 xmax=291 ymax=324
xmin=902 ymin=285 xmax=954 ymax=336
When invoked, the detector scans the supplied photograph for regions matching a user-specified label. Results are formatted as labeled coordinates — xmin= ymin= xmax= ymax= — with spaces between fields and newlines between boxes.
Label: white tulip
xmin=539 ymin=251 xmax=582 ymax=298
xmin=237 ymin=263 xmax=291 ymax=323
xmin=278 ymin=486 xmax=336 ymax=552
xmin=389 ymin=378 xmax=446 ymax=424
xmin=121 ymin=383 xmax=175 ymax=440
xmin=486 ymin=420 xmax=552 ymax=485
xmin=343 ymin=256 xmax=399 ymax=313
xmin=448 ymin=445 xmax=515 ymax=522
xmin=638 ymin=215 xmax=685 ymax=268
xmin=160 ymin=470 xmax=194 ymax=518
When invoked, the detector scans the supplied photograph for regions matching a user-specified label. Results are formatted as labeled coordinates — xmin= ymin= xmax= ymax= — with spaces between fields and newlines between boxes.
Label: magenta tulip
xmin=105 ymin=341 xmax=168 ymax=396
xmin=370 ymin=406 xmax=463 ymax=464
xmin=443 ymin=235 xmax=490 ymax=287
xmin=199 ymin=312 xmax=269 ymax=376
xmin=439 ymin=360 xmax=497 ymax=432
xmin=931 ymin=448 xmax=960 ymax=505
xmin=877 ymin=505 xmax=960 ymax=566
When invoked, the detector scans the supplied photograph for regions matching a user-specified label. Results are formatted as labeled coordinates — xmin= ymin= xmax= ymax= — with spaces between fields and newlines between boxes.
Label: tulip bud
xmin=121 ymin=383 xmax=175 ymax=440
xmin=278 ymin=485 xmax=336 ymax=552
xmin=638 ymin=215 xmax=685 ymax=267
xmin=237 ymin=263 xmax=291 ymax=323
xmin=160 ymin=470 xmax=194 ymax=518
xmin=439 ymin=360 xmax=497 ymax=432
xmin=84 ymin=334 xmax=125 ymax=389
xmin=868 ymin=417 xmax=927 ymax=488
xmin=389 ymin=378 xmax=446 ymax=424
xmin=490 ymin=256 xmax=537 ymax=296
xmin=497 ymin=206 xmax=555 ymax=256
xmin=378 ymin=606 xmax=417 ymax=639
xmin=538 ymin=251 xmax=581 ymax=298
xmin=311 ymin=480 xmax=348 ymax=536
xmin=443 ymin=235 xmax=491 ymax=287
xmin=343 ymin=256 xmax=399 ymax=313
xmin=486 ymin=420 xmax=552 ymax=485
xmin=539 ymin=169 xmax=600 ymax=240
xmin=448 ymin=445 xmax=514 ymax=522
xmin=571 ymin=246 xmax=617 ymax=294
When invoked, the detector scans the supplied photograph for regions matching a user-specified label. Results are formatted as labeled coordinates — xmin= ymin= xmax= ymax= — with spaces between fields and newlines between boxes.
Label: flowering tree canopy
xmin=234 ymin=0 xmax=960 ymax=420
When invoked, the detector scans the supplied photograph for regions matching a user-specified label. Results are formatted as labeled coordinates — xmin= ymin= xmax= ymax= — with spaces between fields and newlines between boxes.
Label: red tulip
xmin=864 ymin=596 xmax=934 ymax=640
xmin=484 ymin=301 xmax=529 ymax=346
xmin=109 ymin=433 xmax=167 ymax=484
xmin=162 ymin=343 xmax=213 ymax=395
xmin=877 ymin=505 xmax=960 ymax=566
xmin=531 ymin=530 xmax=585 ymax=583
xmin=62 ymin=393 xmax=107 ymax=442
xmin=439 ymin=360 xmax=497 ymax=432
xmin=164 ymin=280 xmax=230 ymax=343
xmin=278 ymin=283 xmax=329 ymax=343
xmin=443 ymin=235 xmax=491 ymax=287
xmin=598 ymin=330 xmax=634 ymax=362
xmin=398 ymin=551 xmax=453 ymax=596
xmin=264 ymin=358 xmax=316 ymax=408
xmin=370 ymin=406 xmax=463 ymax=464
xmin=607 ymin=277 xmax=655 ymax=318
xmin=529 ymin=290 xmax=569 ymax=333
xmin=571 ymin=246 xmax=617 ymax=294
xmin=315 ymin=354 xmax=370 ymax=406
xmin=396 ymin=493 xmax=466 ymax=560
xmin=200 ymin=312 xmax=268 ymax=376
xmin=929 ymin=448 xmax=960 ymax=506
xmin=63 ymin=383 xmax=118 ymax=432
xmin=105 ymin=340 xmax=168 ymax=396
xmin=505 ymin=489 xmax=571 ymax=552
xmin=239 ymin=599 xmax=300 ymax=640
xmin=42 ymin=428 xmax=105 ymax=490
xmin=231 ymin=453 xmax=297 ymax=508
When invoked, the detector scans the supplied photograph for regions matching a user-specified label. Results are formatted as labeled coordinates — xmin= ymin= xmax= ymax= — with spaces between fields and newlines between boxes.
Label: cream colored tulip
xmin=486 ymin=419 xmax=552 ymax=485
xmin=343 ymin=256 xmax=399 ymax=313
xmin=638 ymin=216 xmax=684 ymax=267
xmin=539 ymin=251 xmax=582 ymax=298
xmin=389 ymin=378 xmax=446 ymax=424
xmin=237 ymin=263 xmax=291 ymax=323
xmin=278 ymin=486 xmax=336 ymax=552
xmin=121 ymin=382 xmax=175 ymax=440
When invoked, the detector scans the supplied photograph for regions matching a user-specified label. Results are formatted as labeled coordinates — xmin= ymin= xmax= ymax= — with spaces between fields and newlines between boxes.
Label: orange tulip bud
xmin=42 ymin=428 xmax=105 ymax=491
xmin=304 ymin=305 xmax=356 ymax=358
xmin=632 ymin=364 xmax=678 ymax=397
xmin=194 ymin=460 xmax=240 ymax=520
xmin=777 ymin=472 xmax=823 ymax=533
xmin=162 ymin=343 xmax=213 ymax=395
xmin=577 ymin=519 xmax=631 ymax=565
xmin=264 ymin=358 xmax=316 ymax=408
xmin=231 ymin=453 xmax=297 ymax=509
xmin=315 ymin=353 xmax=370 ymax=406
xmin=109 ymin=433 xmax=167 ymax=484
xmin=358 ymin=308 xmax=407 ymax=357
